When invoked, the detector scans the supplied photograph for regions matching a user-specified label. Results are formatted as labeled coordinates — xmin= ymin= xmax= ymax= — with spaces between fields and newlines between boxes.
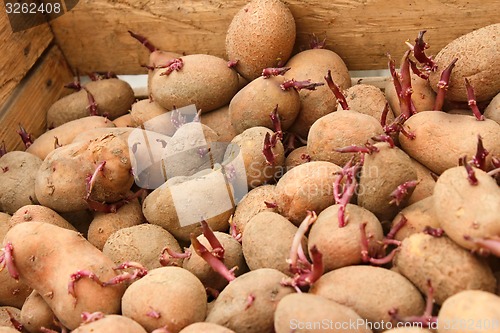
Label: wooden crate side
xmin=0 ymin=2 xmax=54 ymax=109
xmin=0 ymin=45 xmax=74 ymax=151
xmin=50 ymin=0 xmax=499 ymax=74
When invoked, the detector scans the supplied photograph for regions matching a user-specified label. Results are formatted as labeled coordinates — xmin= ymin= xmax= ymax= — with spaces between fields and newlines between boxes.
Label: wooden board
xmin=49 ymin=0 xmax=500 ymax=74
xmin=0 ymin=45 xmax=74 ymax=151
xmin=0 ymin=2 xmax=53 ymax=108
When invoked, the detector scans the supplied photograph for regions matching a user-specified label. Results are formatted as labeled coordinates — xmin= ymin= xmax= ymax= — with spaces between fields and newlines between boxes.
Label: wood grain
xmin=0 ymin=46 xmax=74 ymax=152
xmin=0 ymin=2 xmax=53 ymax=108
xmin=49 ymin=0 xmax=500 ymax=73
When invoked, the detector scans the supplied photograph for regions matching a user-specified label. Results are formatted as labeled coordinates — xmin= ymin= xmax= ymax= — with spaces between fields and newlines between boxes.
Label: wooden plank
xmin=0 ymin=45 xmax=74 ymax=152
xmin=49 ymin=0 xmax=500 ymax=73
xmin=0 ymin=1 xmax=53 ymax=108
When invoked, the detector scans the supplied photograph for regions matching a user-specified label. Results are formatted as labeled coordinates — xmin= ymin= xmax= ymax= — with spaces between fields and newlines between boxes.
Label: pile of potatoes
xmin=1 ymin=0 xmax=500 ymax=332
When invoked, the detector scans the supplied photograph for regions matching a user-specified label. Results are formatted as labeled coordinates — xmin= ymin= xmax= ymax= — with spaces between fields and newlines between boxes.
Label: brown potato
xmin=47 ymin=78 xmax=135 ymax=128
xmin=113 ymin=113 xmax=134 ymax=127
xmin=390 ymin=196 xmax=440 ymax=241
xmin=284 ymin=48 xmax=351 ymax=139
xmin=72 ymin=127 xmax=133 ymax=144
xmin=103 ymin=224 xmax=182 ymax=270
xmin=20 ymin=290 xmax=57 ymax=333
xmin=71 ymin=315 xmax=147 ymax=333
xmin=406 ymin=158 xmax=436 ymax=205
xmin=200 ymin=105 xmax=239 ymax=143
xmin=179 ymin=322 xmax=236 ymax=333
xmin=121 ymin=266 xmax=207 ymax=333
xmin=428 ymin=23 xmax=500 ymax=102
xmin=129 ymin=99 xmax=176 ymax=135
xmin=0 ymin=307 xmax=21 ymax=330
xmin=225 ymin=0 xmax=295 ymax=81
xmin=393 ymin=233 xmax=496 ymax=305
xmin=338 ymin=84 xmax=395 ymax=123
xmin=229 ymin=76 xmax=300 ymax=134
xmin=308 ymin=204 xmax=384 ymax=272
xmin=0 ymin=257 xmax=32 ymax=308
xmin=0 ymin=151 xmax=41 ymax=214
xmin=484 ymin=92 xmax=500 ymax=124
xmin=275 ymin=293 xmax=373 ymax=333
xmin=206 ymin=268 xmax=294 ymax=333
xmin=9 ymin=205 xmax=77 ymax=231
xmin=310 ymin=266 xmax=425 ymax=330
xmin=385 ymin=73 xmax=436 ymax=116
xmin=275 ymin=161 xmax=341 ymax=225
xmin=307 ymin=110 xmax=384 ymax=167
xmin=150 ymin=54 xmax=239 ymax=113
xmin=232 ymin=184 xmax=278 ymax=234
xmin=284 ymin=146 xmax=310 ymax=171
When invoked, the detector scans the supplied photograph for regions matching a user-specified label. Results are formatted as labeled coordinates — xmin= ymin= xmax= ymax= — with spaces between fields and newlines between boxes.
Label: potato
xmin=27 ymin=116 xmax=115 ymax=160
xmin=242 ymin=212 xmax=302 ymax=275
xmin=232 ymin=184 xmax=278 ymax=234
xmin=71 ymin=315 xmax=147 ymax=333
xmin=484 ymin=92 xmax=500 ymax=124
xmin=285 ymin=146 xmax=310 ymax=171
xmin=103 ymin=224 xmax=182 ymax=270
xmin=200 ymin=106 xmax=239 ymax=143
xmin=225 ymin=0 xmax=295 ymax=81
xmin=393 ymin=233 xmax=496 ymax=305
xmin=437 ymin=290 xmax=500 ymax=333
xmin=307 ymin=110 xmax=384 ymax=167
xmin=225 ymin=126 xmax=285 ymax=188
xmin=0 ymin=328 xmax=19 ymax=333
xmin=406 ymin=158 xmax=436 ymax=205
xmin=59 ymin=209 xmax=94 ymax=237
xmin=428 ymin=24 xmax=500 ymax=102
xmin=183 ymin=231 xmax=247 ymax=291
xmin=275 ymin=161 xmax=341 ymax=225
xmin=390 ymin=196 xmax=440 ymax=241
xmin=229 ymin=76 xmax=300 ymax=134
xmin=357 ymin=143 xmax=417 ymax=221
xmin=385 ymin=73 xmax=436 ymax=116
xmin=338 ymin=84 xmax=395 ymax=123
xmin=20 ymin=291 xmax=57 ymax=333
xmin=129 ymin=99 xmax=176 ymax=135
xmin=433 ymin=166 xmax=500 ymax=252
xmin=0 ymin=265 xmax=31 ymax=309
xmin=87 ymin=199 xmax=143 ymax=250
xmin=0 ymin=151 xmax=41 ymax=214
xmin=35 ymin=134 xmax=134 ymax=213
xmin=113 ymin=113 xmax=134 ymax=127
xmin=150 ymin=54 xmax=239 ymax=113
xmin=121 ymin=266 xmax=207 ymax=333
xmin=3 ymin=222 xmax=125 ymax=330
xmin=308 ymin=204 xmax=384 ymax=272
xmin=143 ymin=169 xmax=234 ymax=242
xmin=72 ymin=127 xmax=133 ymax=144
xmin=9 ymin=205 xmax=77 ymax=231
xmin=206 ymin=268 xmax=294 ymax=333
xmin=0 ymin=212 xmax=9 ymax=237
xmin=399 ymin=112 xmax=500 ymax=175
xmin=47 ymin=78 xmax=135 ymax=128
xmin=0 ymin=307 xmax=21 ymax=330
xmin=284 ymin=48 xmax=351 ymax=139
xmin=311 ymin=266 xmax=425 ymax=330
xmin=179 ymin=322 xmax=236 ymax=333
xmin=275 ymin=293 xmax=373 ymax=333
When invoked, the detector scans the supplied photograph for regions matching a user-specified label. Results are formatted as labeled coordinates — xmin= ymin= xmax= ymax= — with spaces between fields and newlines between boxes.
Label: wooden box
xmin=1 ymin=0 xmax=498 ymax=151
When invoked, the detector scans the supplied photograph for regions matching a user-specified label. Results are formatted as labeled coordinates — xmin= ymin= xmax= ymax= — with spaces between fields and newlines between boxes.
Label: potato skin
xmin=308 ymin=204 xmax=384 ymax=272
xmin=357 ymin=143 xmax=417 ymax=221
xmin=338 ymin=84 xmax=395 ymax=123
xmin=0 ymin=151 xmax=41 ymax=214
xmin=47 ymin=78 xmax=135 ymax=128
xmin=27 ymin=116 xmax=115 ymax=160
xmin=285 ymin=146 xmax=310 ymax=171
xmin=225 ymin=0 xmax=295 ymax=81
xmin=71 ymin=315 xmax=147 ymax=333
xmin=406 ymin=158 xmax=436 ymax=205
xmin=88 ymin=199 xmax=143 ymax=250
xmin=72 ymin=127 xmax=133 ymax=144
xmin=103 ymin=224 xmax=181 ymax=270
xmin=20 ymin=290 xmax=57 ymax=333
xmin=428 ymin=24 xmax=500 ymax=102
xmin=0 ymin=307 xmax=21 ymax=329
xmin=229 ymin=76 xmax=300 ymax=134
xmin=484 ymin=92 xmax=500 ymax=124
xmin=242 ymin=212 xmax=301 ymax=275
xmin=121 ymin=267 xmax=207 ymax=333
xmin=150 ymin=54 xmax=239 ymax=113
xmin=385 ymin=73 xmax=435 ymax=116
xmin=308 ymin=110 xmax=384 ymax=167
xmin=275 ymin=293 xmax=373 ymax=333
xmin=275 ymin=161 xmax=341 ymax=225
xmin=3 ymin=222 xmax=125 ymax=330
xmin=285 ymin=48 xmax=351 ymax=139
xmin=232 ymin=184 xmax=278 ymax=234
xmin=433 ymin=166 xmax=500 ymax=251
xmin=0 ymin=265 xmax=32 ymax=309
xmin=201 ymin=105 xmax=239 ymax=143
xmin=399 ymin=112 xmax=500 ymax=175
xmin=179 ymin=322 xmax=236 ymax=333
xmin=310 ymin=266 xmax=425 ymax=330
xmin=206 ymin=268 xmax=294 ymax=333
xmin=393 ymin=233 xmax=496 ymax=305
xmin=9 ymin=205 xmax=77 ymax=231
xmin=390 ymin=196 xmax=440 ymax=241
xmin=437 ymin=290 xmax=500 ymax=333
